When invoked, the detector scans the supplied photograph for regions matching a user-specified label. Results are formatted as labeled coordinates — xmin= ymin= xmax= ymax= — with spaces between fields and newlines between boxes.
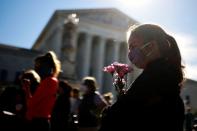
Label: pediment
xmin=57 ymin=8 xmax=138 ymax=30
xmin=33 ymin=8 xmax=138 ymax=49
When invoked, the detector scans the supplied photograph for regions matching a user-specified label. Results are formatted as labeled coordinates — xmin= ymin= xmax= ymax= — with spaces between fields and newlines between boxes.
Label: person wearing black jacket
xmin=50 ymin=80 xmax=72 ymax=131
xmin=99 ymin=24 xmax=185 ymax=131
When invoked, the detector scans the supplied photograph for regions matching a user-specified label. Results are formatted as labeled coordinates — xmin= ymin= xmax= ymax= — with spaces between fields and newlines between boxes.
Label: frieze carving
xmin=59 ymin=9 xmax=135 ymax=30
xmin=81 ymin=12 xmax=130 ymax=29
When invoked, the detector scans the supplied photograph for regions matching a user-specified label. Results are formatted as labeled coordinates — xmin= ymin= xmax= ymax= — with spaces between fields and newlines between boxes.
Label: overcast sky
xmin=0 ymin=0 xmax=196 ymax=81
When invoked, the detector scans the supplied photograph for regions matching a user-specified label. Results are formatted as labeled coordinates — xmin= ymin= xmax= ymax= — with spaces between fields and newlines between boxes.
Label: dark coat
xmin=99 ymin=59 xmax=185 ymax=131
xmin=50 ymin=94 xmax=71 ymax=131
xmin=78 ymin=93 xmax=99 ymax=127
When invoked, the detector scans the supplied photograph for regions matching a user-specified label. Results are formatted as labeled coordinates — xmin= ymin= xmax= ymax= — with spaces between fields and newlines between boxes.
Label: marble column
xmin=96 ymin=37 xmax=106 ymax=92
xmin=75 ymin=33 xmax=85 ymax=80
xmin=113 ymin=41 xmax=120 ymax=62
xmin=82 ymin=33 xmax=92 ymax=77
xmin=110 ymin=40 xmax=120 ymax=98
xmin=118 ymin=42 xmax=127 ymax=63
xmin=102 ymin=39 xmax=119 ymax=94
xmin=55 ymin=26 xmax=64 ymax=58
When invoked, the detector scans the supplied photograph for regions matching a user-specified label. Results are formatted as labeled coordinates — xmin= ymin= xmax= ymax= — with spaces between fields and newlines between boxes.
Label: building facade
xmin=32 ymin=8 xmax=141 ymax=94
xmin=0 ymin=8 xmax=197 ymax=109
xmin=0 ymin=44 xmax=42 ymax=84
xmin=181 ymin=79 xmax=197 ymax=111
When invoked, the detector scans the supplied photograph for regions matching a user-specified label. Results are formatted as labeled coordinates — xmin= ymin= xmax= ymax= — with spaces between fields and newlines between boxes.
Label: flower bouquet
xmin=103 ymin=62 xmax=133 ymax=95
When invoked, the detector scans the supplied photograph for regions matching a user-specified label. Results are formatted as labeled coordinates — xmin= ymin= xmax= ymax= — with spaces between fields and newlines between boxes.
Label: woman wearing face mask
xmin=99 ymin=24 xmax=185 ymax=131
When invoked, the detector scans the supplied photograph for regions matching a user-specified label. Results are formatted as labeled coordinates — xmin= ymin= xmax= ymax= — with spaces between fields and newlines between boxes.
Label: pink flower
xmin=103 ymin=65 xmax=115 ymax=74
xmin=103 ymin=62 xmax=133 ymax=94
xmin=111 ymin=62 xmax=133 ymax=78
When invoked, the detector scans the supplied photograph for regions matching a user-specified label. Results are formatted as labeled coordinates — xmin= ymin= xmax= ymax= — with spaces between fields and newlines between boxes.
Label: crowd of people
xmin=0 ymin=50 xmax=109 ymax=131
xmin=0 ymin=23 xmax=191 ymax=131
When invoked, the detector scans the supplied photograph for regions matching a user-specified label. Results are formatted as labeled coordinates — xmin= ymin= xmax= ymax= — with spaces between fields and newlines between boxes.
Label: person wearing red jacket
xmin=24 ymin=51 xmax=61 ymax=131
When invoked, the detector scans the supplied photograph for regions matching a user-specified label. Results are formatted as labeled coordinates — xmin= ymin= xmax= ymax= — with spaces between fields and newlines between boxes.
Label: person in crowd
xmin=185 ymin=107 xmax=194 ymax=131
xmin=51 ymin=80 xmax=72 ymax=131
xmin=24 ymin=51 xmax=61 ymax=131
xmin=78 ymin=76 xmax=108 ymax=131
xmin=20 ymin=69 xmax=41 ymax=103
xmin=103 ymin=92 xmax=113 ymax=105
xmin=70 ymin=87 xmax=81 ymax=116
xmin=0 ymin=85 xmax=23 ymax=130
xmin=19 ymin=69 xmax=41 ymax=130
xmin=0 ymin=69 xmax=40 ymax=130
xmin=0 ymin=86 xmax=24 ymax=117
xmin=70 ymin=87 xmax=81 ymax=130
xmin=99 ymin=24 xmax=185 ymax=131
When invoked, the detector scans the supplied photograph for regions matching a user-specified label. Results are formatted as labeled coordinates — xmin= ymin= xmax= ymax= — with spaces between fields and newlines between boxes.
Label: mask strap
xmin=166 ymin=39 xmax=171 ymax=48
xmin=146 ymin=50 xmax=154 ymax=57
xmin=140 ymin=42 xmax=151 ymax=50
xmin=140 ymin=41 xmax=153 ymax=57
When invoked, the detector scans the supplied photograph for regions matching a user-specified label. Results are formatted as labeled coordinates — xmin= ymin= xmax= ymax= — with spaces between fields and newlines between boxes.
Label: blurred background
xmin=0 ymin=0 xmax=197 ymax=115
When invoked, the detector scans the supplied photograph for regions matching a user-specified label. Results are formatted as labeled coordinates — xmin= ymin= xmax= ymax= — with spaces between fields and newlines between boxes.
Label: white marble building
xmin=0 ymin=44 xmax=42 ymax=84
xmin=32 ymin=8 xmax=141 ymax=93
xmin=1 ymin=8 xmax=197 ymax=109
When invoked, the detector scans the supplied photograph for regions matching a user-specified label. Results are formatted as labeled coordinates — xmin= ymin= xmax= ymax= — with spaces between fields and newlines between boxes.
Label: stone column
xmin=113 ymin=41 xmax=120 ymax=62
xmin=111 ymin=40 xmax=120 ymax=98
xmin=82 ymin=33 xmax=92 ymax=77
xmin=118 ymin=42 xmax=128 ymax=63
xmin=55 ymin=26 xmax=64 ymax=58
xmin=96 ymin=37 xmax=106 ymax=92
xmin=102 ymin=39 xmax=119 ymax=94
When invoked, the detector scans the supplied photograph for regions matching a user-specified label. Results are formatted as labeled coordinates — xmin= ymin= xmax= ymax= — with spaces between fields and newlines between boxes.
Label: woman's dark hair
xmin=129 ymin=24 xmax=185 ymax=85
xmin=34 ymin=51 xmax=61 ymax=78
